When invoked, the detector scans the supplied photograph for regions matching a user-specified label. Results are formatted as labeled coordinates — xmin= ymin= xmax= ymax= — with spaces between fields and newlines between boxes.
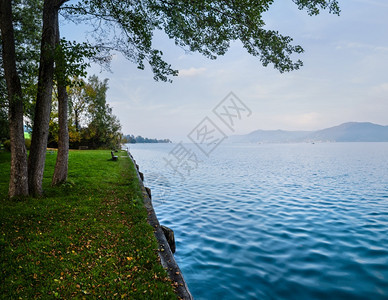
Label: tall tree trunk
xmin=52 ymin=17 xmax=69 ymax=186
xmin=75 ymin=109 xmax=79 ymax=132
xmin=28 ymin=0 xmax=59 ymax=196
xmin=0 ymin=0 xmax=29 ymax=198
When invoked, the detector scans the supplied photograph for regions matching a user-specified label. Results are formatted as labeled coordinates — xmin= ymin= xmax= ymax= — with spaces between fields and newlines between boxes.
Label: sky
xmin=61 ymin=1 xmax=388 ymax=142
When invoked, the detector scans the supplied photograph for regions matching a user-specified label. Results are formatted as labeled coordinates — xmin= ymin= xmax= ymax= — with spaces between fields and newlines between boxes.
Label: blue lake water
xmin=128 ymin=143 xmax=388 ymax=299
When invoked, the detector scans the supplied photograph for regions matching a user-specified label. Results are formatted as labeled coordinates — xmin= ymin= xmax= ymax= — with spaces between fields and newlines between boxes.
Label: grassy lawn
xmin=0 ymin=150 xmax=177 ymax=299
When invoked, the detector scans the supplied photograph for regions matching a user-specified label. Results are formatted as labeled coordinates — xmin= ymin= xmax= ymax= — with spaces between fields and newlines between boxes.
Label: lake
xmin=127 ymin=142 xmax=388 ymax=299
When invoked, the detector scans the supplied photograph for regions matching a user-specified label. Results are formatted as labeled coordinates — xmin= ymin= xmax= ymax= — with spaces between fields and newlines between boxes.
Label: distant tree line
xmin=123 ymin=135 xmax=171 ymax=144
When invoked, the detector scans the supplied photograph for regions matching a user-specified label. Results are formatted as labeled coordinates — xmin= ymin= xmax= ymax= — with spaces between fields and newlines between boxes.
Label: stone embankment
xmin=127 ymin=151 xmax=193 ymax=300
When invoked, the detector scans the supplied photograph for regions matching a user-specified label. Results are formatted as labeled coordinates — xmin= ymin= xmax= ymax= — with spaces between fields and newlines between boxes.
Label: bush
xmin=2 ymin=139 xmax=32 ymax=151
xmin=3 ymin=140 xmax=11 ymax=151
xmin=25 ymin=138 xmax=31 ymax=150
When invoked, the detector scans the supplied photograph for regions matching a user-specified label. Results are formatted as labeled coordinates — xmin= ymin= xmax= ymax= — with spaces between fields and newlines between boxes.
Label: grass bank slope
xmin=0 ymin=150 xmax=177 ymax=299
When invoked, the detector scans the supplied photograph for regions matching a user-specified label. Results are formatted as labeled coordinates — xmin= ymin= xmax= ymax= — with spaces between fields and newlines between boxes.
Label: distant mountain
xmin=228 ymin=122 xmax=388 ymax=143
xmin=229 ymin=129 xmax=310 ymax=143
xmin=306 ymin=122 xmax=388 ymax=142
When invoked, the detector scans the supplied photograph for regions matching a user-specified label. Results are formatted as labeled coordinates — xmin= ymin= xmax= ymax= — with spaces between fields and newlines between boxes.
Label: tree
xmin=0 ymin=52 xmax=9 ymax=142
xmin=2 ymin=0 xmax=340 ymax=197
xmin=0 ymin=0 xmax=42 ymax=130
xmin=72 ymin=75 xmax=122 ymax=149
xmin=1 ymin=0 xmax=94 ymax=196
xmin=68 ymin=80 xmax=90 ymax=133
xmin=51 ymin=25 xmax=97 ymax=185
xmin=0 ymin=0 xmax=29 ymax=197
xmin=52 ymin=17 xmax=69 ymax=186
xmin=49 ymin=75 xmax=122 ymax=150
xmin=0 ymin=95 xmax=8 ymax=141
xmin=0 ymin=0 xmax=43 ymax=197
xmin=28 ymin=0 xmax=94 ymax=192
xmin=27 ymin=0 xmax=67 ymax=196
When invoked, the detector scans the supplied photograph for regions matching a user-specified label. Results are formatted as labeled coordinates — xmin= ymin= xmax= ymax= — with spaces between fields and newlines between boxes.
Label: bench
xmin=79 ymin=146 xmax=88 ymax=150
xmin=111 ymin=151 xmax=118 ymax=161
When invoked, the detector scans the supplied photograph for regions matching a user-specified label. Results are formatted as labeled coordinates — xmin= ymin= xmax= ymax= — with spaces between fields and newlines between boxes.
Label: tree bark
xmin=0 ymin=0 xmax=29 ymax=198
xmin=75 ymin=110 xmax=79 ymax=132
xmin=28 ymin=0 xmax=59 ymax=196
xmin=52 ymin=17 xmax=69 ymax=186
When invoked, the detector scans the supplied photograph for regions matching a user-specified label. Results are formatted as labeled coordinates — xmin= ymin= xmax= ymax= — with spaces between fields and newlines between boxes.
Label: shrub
xmin=25 ymin=138 xmax=31 ymax=150
xmin=3 ymin=140 xmax=11 ymax=151
xmin=2 ymin=139 xmax=32 ymax=151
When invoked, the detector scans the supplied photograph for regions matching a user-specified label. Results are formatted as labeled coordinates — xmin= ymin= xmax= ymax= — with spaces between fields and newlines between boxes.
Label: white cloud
xmin=354 ymin=0 xmax=388 ymax=9
xmin=374 ymin=82 xmax=388 ymax=92
xmin=336 ymin=41 xmax=388 ymax=52
xmin=272 ymin=112 xmax=323 ymax=130
xmin=178 ymin=67 xmax=206 ymax=77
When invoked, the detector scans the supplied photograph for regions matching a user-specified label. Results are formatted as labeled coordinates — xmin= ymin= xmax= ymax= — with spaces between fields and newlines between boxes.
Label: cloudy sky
xmin=61 ymin=0 xmax=388 ymax=142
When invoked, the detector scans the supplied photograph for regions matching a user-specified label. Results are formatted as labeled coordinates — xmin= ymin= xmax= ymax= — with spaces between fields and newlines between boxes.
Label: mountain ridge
xmin=228 ymin=122 xmax=388 ymax=143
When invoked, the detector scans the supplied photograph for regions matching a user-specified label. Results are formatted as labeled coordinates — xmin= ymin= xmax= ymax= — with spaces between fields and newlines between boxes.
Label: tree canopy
xmin=0 ymin=0 xmax=42 ymax=140
xmin=63 ymin=0 xmax=340 ymax=80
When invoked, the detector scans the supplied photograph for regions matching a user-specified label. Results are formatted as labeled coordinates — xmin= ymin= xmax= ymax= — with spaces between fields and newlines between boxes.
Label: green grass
xmin=0 ymin=150 xmax=177 ymax=299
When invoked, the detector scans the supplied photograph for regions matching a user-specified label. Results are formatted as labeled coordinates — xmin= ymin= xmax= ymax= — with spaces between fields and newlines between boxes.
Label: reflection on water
xmin=129 ymin=143 xmax=388 ymax=300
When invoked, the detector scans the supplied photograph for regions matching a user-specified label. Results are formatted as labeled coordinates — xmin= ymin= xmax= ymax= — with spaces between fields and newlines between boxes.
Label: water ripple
xmin=130 ymin=143 xmax=388 ymax=300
